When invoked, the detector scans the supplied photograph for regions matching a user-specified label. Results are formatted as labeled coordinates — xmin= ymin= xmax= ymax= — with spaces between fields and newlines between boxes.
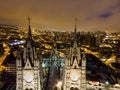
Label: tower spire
xmin=53 ymin=33 xmax=57 ymax=48
xmin=74 ymin=17 xmax=79 ymax=41
xmin=28 ymin=16 xmax=31 ymax=26
xmin=27 ymin=16 xmax=32 ymax=40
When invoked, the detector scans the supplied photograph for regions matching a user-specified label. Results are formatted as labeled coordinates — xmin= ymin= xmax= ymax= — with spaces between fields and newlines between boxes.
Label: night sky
xmin=0 ymin=0 xmax=120 ymax=32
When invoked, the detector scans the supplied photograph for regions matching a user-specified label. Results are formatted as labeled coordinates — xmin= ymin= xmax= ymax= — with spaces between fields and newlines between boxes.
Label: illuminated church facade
xmin=63 ymin=18 xmax=86 ymax=90
xmin=16 ymin=17 xmax=42 ymax=90
xmin=16 ymin=18 xmax=86 ymax=90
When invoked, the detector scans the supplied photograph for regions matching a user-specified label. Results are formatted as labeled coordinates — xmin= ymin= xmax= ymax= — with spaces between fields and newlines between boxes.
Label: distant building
xmin=116 ymin=55 xmax=120 ymax=64
xmin=0 ymin=44 xmax=4 ymax=56
xmin=5 ymin=61 xmax=16 ymax=76
xmin=2 ymin=51 xmax=16 ymax=76
xmin=0 ymin=70 xmax=5 ymax=81
xmin=95 ymin=31 xmax=106 ymax=46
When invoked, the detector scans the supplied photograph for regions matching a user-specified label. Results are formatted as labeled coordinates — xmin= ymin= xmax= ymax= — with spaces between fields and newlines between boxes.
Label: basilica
xmin=16 ymin=17 xmax=86 ymax=90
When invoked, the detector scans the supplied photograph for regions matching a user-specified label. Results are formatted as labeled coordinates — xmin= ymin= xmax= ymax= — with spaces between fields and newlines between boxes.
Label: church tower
xmin=63 ymin=18 xmax=86 ymax=90
xmin=16 ymin=17 xmax=41 ymax=90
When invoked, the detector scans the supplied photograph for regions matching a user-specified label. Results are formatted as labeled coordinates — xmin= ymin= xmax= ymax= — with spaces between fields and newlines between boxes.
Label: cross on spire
xmin=28 ymin=16 xmax=31 ymax=26
xmin=73 ymin=17 xmax=79 ymax=41
xmin=74 ymin=17 xmax=79 ymax=29
xmin=27 ymin=16 xmax=32 ymax=41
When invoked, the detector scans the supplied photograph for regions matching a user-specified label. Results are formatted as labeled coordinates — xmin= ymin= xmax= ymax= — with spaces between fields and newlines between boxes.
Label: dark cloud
xmin=98 ymin=12 xmax=113 ymax=19
xmin=97 ymin=1 xmax=120 ymax=20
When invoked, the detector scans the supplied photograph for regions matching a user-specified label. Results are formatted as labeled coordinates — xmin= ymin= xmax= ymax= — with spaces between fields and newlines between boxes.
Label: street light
xmin=105 ymin=81 xmax=110 ymax=90
xmin=105 ymin=81 xmax=109 ymax=85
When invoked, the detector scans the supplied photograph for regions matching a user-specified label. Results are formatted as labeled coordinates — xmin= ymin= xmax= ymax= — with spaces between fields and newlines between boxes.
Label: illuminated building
xmin=16 ymin=17 xmax=42 ymax=90
xmin=2 ymin=51 xmax=16 ymax=76
xmin=63 ymin=18 xmax=86 ymax=90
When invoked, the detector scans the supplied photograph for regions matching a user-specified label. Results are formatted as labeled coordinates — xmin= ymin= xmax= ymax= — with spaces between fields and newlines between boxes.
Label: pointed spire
xmin=27 ymin=16 xmax=32 ymax=40
xmin=73 ymin=17 xmax=79 ymax=41
xmin=53 ymin=33 xmax=57 ymax=48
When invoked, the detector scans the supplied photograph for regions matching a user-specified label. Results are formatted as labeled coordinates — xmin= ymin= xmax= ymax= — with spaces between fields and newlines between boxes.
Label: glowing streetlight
xmin=105 ymin=81 xmax=109 ymax=85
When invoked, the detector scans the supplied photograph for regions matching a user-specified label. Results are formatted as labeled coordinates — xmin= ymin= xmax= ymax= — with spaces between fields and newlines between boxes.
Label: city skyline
xmin=0 ymin=0 xmax=120 ymax=32
xmin=0 ymin=12 xmax=120 ymax=89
